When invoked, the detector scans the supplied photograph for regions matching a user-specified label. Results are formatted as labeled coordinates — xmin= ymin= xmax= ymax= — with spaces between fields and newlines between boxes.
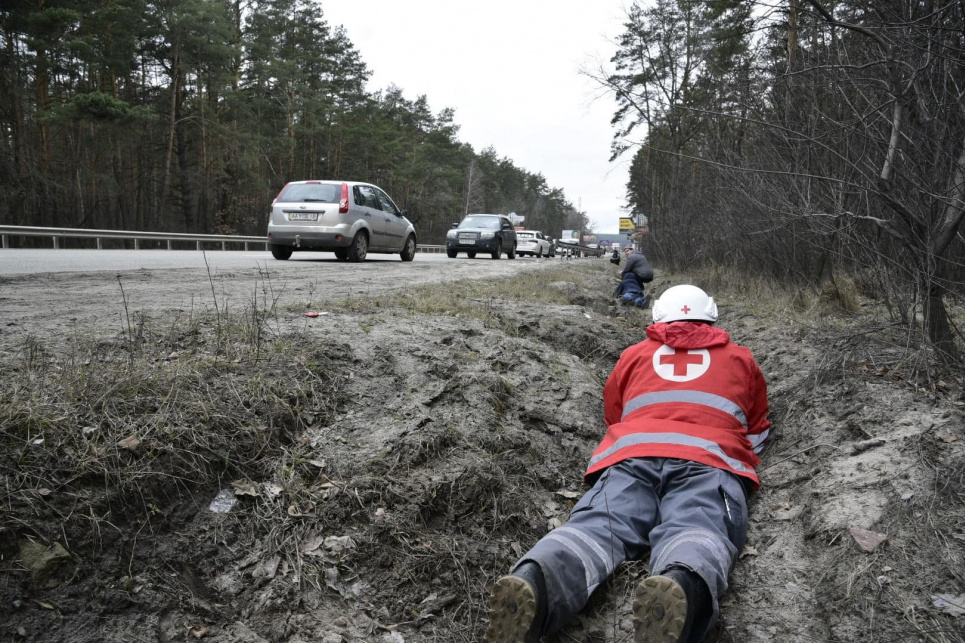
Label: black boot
xmin=632 ymin=566 xmax=711 ymax=643
xmin=483 ymin=561 xmax=547 ymax=643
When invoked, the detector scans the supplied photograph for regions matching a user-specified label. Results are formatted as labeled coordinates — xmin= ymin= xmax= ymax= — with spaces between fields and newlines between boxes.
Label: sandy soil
xmin=1 ymin=258 xmax=963 ymax=642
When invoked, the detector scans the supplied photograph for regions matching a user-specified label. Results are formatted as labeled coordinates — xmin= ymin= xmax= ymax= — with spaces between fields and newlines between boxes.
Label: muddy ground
xmin=1 ymin=257 xmax=964 ymax=642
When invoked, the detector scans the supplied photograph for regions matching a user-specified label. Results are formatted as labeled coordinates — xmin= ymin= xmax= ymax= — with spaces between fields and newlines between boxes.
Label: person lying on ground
xmin=483 ymin=284 xmax=772 ymax=643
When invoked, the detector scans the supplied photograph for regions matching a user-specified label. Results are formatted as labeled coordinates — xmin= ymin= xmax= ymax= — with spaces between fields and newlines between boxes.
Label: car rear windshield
xmin=277 ymin=183 xmax=339 ymax=203
xmin=517 ymin=232 xmax=534 ymax=238
xmin=460 ymin=216 xmax=500 ymax=230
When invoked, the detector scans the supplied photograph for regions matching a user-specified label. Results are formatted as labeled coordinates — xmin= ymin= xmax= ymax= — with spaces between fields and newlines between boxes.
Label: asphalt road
xmin=0 ymin=248 xmax=455 ymax=276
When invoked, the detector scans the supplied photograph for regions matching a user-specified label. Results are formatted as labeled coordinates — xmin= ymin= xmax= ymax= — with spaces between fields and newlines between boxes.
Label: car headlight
xmin=480 ymin=232 xmax=495 ymax=239
xmin=447 ymin=230 xmax=458 ymax=239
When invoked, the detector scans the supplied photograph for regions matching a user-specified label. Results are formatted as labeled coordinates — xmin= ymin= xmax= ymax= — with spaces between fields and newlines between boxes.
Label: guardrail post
xmin=221 ymin=241 xmax=226 ymax=251
xmin=167 ymin=240 xmax=172 ymax=250
xmin=196 ymin=241 xmax=201 ymax=251
xmin=1 ymin=235 xmax=7 ymax=249
xmin=96 ymin=238 xmax=102 ymax=249
xmin=244 ymin=242 xmax=249 ymax=251
xmin=134 ymin=239 xmax=140 ymax=250
xmin=53 ymin=236 xmax=59 ymax=249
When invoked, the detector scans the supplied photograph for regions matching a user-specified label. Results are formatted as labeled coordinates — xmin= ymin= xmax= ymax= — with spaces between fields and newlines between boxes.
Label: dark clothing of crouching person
xmin=483 ymin=285 xmax=772 ymax=643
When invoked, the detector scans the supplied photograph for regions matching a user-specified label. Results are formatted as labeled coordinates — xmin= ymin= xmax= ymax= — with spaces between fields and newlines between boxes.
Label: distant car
xmin=446 ymin=214 xmax=517 ymax=259
xmin=266 ymin=180 xmax=417 ymax=262
xmin=516 ymin=230 xmax=551 ymax=257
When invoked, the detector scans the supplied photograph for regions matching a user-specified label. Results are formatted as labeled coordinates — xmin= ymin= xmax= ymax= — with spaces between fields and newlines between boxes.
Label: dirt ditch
xmin=1 ymin=259 xmax=963 ymax=642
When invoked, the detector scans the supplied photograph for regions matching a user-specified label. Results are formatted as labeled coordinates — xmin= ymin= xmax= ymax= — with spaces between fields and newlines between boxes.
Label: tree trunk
xmin=158 ymin=42 xmax=182 ymax=229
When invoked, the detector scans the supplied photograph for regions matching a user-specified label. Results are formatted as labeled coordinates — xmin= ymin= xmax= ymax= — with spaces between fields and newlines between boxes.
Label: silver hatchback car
xmin=266 ymin=180 xmax=417 ymax=262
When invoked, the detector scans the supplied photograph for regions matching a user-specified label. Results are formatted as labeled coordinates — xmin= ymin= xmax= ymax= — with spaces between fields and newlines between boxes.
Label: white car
xmin=267 ymin=180 xmax=417 ymax=262
xmin=516 ymin=230 xmax=551 ymax=257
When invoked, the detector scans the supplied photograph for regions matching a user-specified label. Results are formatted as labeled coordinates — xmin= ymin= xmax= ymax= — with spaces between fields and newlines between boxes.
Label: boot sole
xmin=483 ymin=576 xmax=538 ymax=643
xmin=633 ymin=575 xmax=689 ymax=643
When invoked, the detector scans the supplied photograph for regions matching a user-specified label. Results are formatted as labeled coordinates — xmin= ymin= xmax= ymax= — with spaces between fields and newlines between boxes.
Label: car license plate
xmin=289 ymin=212 xmax=318 ymax=221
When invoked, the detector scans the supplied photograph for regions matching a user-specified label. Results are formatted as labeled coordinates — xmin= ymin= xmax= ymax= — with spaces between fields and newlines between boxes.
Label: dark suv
xmin=445 ymin=214 xmax=517 ymax=259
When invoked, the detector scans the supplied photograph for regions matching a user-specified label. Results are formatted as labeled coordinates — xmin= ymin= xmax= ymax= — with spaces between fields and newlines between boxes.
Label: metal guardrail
xmin=0 ymin=225 xmax=447 ymax=253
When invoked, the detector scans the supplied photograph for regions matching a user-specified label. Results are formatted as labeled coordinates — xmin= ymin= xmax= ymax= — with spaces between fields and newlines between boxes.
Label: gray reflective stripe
xmin=651 ymin=528 xmax=732 ymax=577
xmin=621 ymin=391 xmax=748 ymax=429
xmin=749 ymin=429 xmax=769 ymax=454
xmin=557 ymin=526 xmax=614 ymax=577
xmin=588 ymin=432 xmax=753 ymax=474
xmin=545 ymin=531 xmax=597 ymax=591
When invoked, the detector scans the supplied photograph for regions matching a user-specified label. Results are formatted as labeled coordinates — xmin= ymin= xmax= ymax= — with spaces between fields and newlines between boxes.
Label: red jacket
xmin=586 ymin=322 xmax=771 ymax=490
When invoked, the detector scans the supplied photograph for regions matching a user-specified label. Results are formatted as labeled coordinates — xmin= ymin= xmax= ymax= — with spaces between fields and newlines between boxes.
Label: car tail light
xmin=339 ymin=183 xmax=349 ymax=213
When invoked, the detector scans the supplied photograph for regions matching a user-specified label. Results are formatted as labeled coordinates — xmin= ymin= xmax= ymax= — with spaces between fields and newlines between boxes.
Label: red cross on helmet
xmin=651 ymin=285 xmax=718 ymax=323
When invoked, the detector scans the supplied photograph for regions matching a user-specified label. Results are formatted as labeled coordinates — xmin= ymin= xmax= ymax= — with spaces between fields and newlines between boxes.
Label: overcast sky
xmin=319 ymin=0 xmax=634 ymax=234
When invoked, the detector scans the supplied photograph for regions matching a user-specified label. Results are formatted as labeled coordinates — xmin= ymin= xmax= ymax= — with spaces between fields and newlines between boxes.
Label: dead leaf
xmin=849 ymin=527 xmax=887 ymax=552
xmin=287 ymin=503 xmax=314 ymax=517
xmin=931 ymin=593 xmax=965 ymax=617
xmin=952 ymin=533 xmax=965 ymax=542
xmin=324 ymin=535 xmax=357 ymax=559
xmin=262 ymin=483 xmax=284 ymax=498
xmin=252 ymin=555 xmax=280 ymax=580
xmin=555 ymin=490 xmax=581 ymax=499
xmin=34 ymin=600 xmax=56 ymax=610
xmin=937 ymin=432 xmax=958 ymax=443
xmin=187 ymin=625 xmax=209 ymax=639
xmin=231 ymin=480 xmax=258 ymax=497
xmin=324 ymin=566 xmax=340 ymax=591
xmin=117 ymin=435 xmax=140 ymax=452
xmin=739 ymin=545 xmax=759 ymax=559
xmin=299 ymin=532 xmax=324 ymax=554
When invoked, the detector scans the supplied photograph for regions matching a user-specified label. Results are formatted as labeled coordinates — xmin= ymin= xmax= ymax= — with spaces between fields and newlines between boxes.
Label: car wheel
xmin=400 ymin=235 xmax=416 ymax=262
xmin=507 ymin=244 xmax=516 ymax=259
xmin=446 ymin=249 xmax=458 ymax=258
xmin=491 ymin=241 xmax=501 ymax=260
xmin=467 ymin=251 xmax=476 ymax=259
xmin=347 ymin=230 xmax=368 ymax=262
xmin=536 ymin=247 xmax=543 ymax=258
xmin=270 ymin=244 xmax=292 ymax=260
xmin=334 ymin=249 xmax=348 ymax=260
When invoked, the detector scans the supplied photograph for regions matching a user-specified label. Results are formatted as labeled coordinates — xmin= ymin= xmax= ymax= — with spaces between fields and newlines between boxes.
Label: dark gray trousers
xmin=515 ymin=457 xmax=749 ymax=638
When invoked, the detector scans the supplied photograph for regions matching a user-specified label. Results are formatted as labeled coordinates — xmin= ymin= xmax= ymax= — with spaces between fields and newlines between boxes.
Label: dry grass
xmin=337 ymin=263 xmax=605 ymax=317
xmin=0 ymin=295 xmax=345 ymax=549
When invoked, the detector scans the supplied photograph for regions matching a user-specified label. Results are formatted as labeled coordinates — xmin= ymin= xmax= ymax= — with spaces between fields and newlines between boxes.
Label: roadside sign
xmin=619 ymin=217 xmax=634 ymax=231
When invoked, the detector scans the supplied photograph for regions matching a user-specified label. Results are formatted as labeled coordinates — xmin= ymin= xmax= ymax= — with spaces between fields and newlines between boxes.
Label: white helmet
xmin=651 ymin=285 xmax=718 ymax=323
